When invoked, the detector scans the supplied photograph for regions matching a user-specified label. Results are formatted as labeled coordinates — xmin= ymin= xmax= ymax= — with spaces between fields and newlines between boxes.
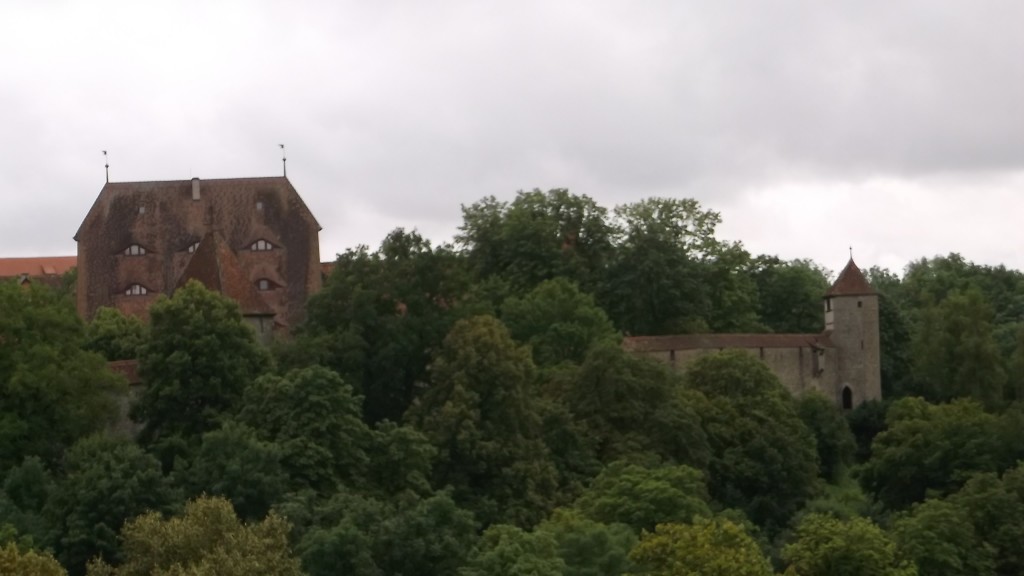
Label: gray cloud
xmin=2 ymin=1 xmax=1023 ymax=272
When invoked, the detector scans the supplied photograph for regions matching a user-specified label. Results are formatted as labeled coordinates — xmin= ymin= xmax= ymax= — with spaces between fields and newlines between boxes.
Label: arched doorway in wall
xmin=841 ymin=386 xmax=853 ymax=410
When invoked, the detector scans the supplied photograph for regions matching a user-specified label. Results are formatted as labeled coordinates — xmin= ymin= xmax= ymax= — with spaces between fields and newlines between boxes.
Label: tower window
xmin=256 ymin=201 xmax=264 ymax=210
xmin=256 ymin=279 xmax=273 ymax=291
xmin=138 ymin=205 xmax=146 ymax=214
xmin=124 ymin=244 xmax=146 ymax=256
xmin=124 ymin=284 xmax=148 ymax=296
xmin=842 ymin=386 xmax=853 ymax=410
xmin=857 ymin=301 xmax=863 ymax=308
xmin=825 ymin=298 xmax=832 ymax=312
xmin=250 ymin=239 xmax=274 ymax=251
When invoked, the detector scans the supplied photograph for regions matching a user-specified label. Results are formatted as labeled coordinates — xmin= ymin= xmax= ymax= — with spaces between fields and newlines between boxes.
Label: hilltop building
xmin=74 ymin=177 xmax=322 ymax=338
xmin=623 ymin=259 xmax=882 ymax=408
xmin=0 ymin=256 xmax=76 ymax=287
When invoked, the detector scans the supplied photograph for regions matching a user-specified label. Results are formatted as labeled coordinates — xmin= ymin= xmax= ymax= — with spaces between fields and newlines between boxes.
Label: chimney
xmin=191 ymin=177 xmax=201 ymax=201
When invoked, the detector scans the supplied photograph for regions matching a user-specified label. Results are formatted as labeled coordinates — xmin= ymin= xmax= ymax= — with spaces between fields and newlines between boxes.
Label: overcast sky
xmin=3 ymin=1 xmax=1023 ymax=276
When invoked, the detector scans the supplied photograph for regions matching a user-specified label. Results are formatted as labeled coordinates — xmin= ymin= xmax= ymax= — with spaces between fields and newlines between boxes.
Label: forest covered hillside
xmin=4 ymin=190 xmax=1024 ymax=575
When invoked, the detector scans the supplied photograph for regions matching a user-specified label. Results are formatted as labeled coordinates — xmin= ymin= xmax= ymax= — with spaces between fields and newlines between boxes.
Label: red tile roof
xmin=176 ymin=232 xmax=275 ymax=316
xmin=826 ymin=259 xmax=876 ymax=297
xmin=0 ymin=256 xmax=77 ymax=278
xmin=623 ymin=332 xmax=833 ymax=352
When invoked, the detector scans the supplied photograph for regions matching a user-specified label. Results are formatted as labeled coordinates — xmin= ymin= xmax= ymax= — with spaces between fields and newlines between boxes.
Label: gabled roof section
xmin=826 ymin=258 xmax=876 ymax=297
xmin=623 ymin=332 xmax=833 ymax=352
xmin=74 ymin=176 xmax=321 ymax=241
xmin=0 ymin=256 xmax=77 ymax=277
xmin=177 ymin=232 xmax=275 ymax=316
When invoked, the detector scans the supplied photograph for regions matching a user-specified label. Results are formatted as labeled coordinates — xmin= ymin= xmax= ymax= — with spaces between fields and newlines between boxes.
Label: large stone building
xmin=74 ymin=177 xmax=322 ymax=337
xmin=623 ymin=259 xmax=881 ymax=408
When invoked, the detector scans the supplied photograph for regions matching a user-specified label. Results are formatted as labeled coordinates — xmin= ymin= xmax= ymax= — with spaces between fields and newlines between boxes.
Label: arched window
xmin=250 ymin=239 xmax=274 ymax=251
xmin=256 ymin=278 xmax=273 ymax=291
xmin=187 ymin=241 xmax=200 ymax=253
xmin=841 ymin=386 xmax=853 ymax=410
xmin=124 ymin=284 xmax=149 ymax=296
xmin=124 ymin=244 xmax=146 ymax=256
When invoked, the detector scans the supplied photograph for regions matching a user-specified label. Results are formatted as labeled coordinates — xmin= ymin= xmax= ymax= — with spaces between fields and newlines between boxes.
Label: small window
xmin=256 ymin=278 xmax=272 ymax=291
xmin=125 ymin=284 xmax=148 ymax=296
xmin=825 ymin=298 xmax=832 ymax=312
xmin=124 ymin=244 xmax=146 ymax=256
xmin=842 ymin=386 xmax=853 ymax=410
xmin=857 ymin=300 xmax=863 ymax=308
xmin=138 ymin=205 xmax=146 ymax=214
xmin=256 ymin=201 xmax=264 ymax=210
xmin=250 ymin=239 xmax=274 ymax=251
xmin=187 ymin=242 xmax=200 ymax=253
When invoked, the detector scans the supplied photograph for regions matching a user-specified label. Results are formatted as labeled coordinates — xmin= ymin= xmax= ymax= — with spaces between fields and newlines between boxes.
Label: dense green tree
xmin=573 ymin=461 xmax=711 ymax=533
xmin=702 ymin=243 xmax=763 ymax=333
xmin=459 ymin=524 xmax=565 ymax=576
xmin=601 ymin=198 xmax=722 ymax=335
xmin=175 ymin=422 xmax=287 ymax=521
xmin=0 ymin=457 xmax=54 ymax=548
xmin=134 ymin=280 xmax=270 ymax=448
xmin=457 ymin=189 xmax=614 ymax=294
xmin=236 ymin=366 xmax=372 ymax=494
xmin=796 ymin=392 xmax=856 ymax=483
xmin=560 ymin=343 xmax=710 ymax=469
xmin=46 ymin=435 xmax=178 ymax=575
xmin=684 ymin=351 xmax=819 ymax=532
xmin=892 ymin=498 xmax=996 ymax=576
xmin=86 ymin=496 xmax=302 ymax=576
xmin=536 ymin=509 xmax=636 ymax=576
xmin=294 ymin=489 xmax=478 ymax=576
xmin=627 ymin=518 xmax=773 ymax=576
xmin=845 ymin=399 xmax=888 ymax=463
xmin=297 ymin=229 xmax=471 ymax=423
xmin=0 ymin=282 xmax=124 ymax=469
xmin=946 ymin=466 xmax=1024 ymax=575
xmin=858 ymin=398 xmax=1006 ymax=510
xmin=752 ymin=257 xmax=830 ymax=334
xmin=83 ymin=307 xmax=146 ymax=361
xmin=0 ymin=542 xmax=66 ymax=576
xmin=781 ymin=513 xmax=916 ymax=576
xmin=407 ymin=315 xmax=558 ymax=528
xmin=501 ymin=277 xmax=618 ymax=367
xmin=912 ymin=289 xmax=1005 ymax=407
xmin=364 ymin=420 xmax=437 ymax=498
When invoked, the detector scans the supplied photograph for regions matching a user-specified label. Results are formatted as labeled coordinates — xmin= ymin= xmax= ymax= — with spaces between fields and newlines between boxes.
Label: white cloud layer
xmin=2 ymin=0 xmax=1023 ymax=274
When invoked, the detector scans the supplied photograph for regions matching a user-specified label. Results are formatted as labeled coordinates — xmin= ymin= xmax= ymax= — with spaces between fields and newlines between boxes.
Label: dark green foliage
xmin=293 ymin=489 xmax=478 ymax=576
xmin=752 ymin=257 xmax=830 ymax=334
xmin=236 ymin=366 xmax=372 ymax=494
xmin=560 ymin=343 xmax=710 ymax=469
xmin=573 ymin=461 xmax=711 ymax=533
xmin=0 ymin=283 xmax=124 ymax=470
xmin=0 ymin=457 xmax=53 ymax=548
xmin=892 ymin=498 xmax=996 ymax=576
xmin=406 ymin=315 xmax=558 ymax=528
xmin=501 ymin=277 xmax=618 ymax=367
xmin=782 ymin=513 xmax=915 ymax=576
xmin=858 ymin=398 xmax=1007 ymax=510
xmin=685 ymin=350 xmax=819 ymax=533
xmin=845 ymin=399 xmax=888 ymax=463
xmin=536 ymin=509 xmax=636 ymax=576
xmin=83 ymin=307 xmax=145 ymax=362
xmin=457 ymin=190 xmax=613 ymax=295
xmin=364 ymin=420 xmax=436 ymax=498
xmin=135 ymin=280 xmax=270 ymax=447
xmin=45 ymin=435 xmax=178 ymax=575
xmin=298 ymin=229 xmax=471 ymax=423
xmin=175 ymin=422 xmax=287 ymax=521
xmin=796 ymin=392 xmax=856 ymax=482
xmin=459 ymin=524 xmax=565 ymax=576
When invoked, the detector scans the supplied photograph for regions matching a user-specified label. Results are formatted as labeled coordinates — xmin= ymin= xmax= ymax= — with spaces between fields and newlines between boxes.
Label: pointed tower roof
xmin=826 ymin=259 xmax=877 ymax=297
xmin=177 ymin=232 xmax=275 ymax=316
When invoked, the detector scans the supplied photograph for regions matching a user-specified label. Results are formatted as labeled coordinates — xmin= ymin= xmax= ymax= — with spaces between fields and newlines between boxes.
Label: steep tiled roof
xmin=826 ymin=259 xmax=876 ymax=297
xmin=177 ymin=232 xmax=275 ymax=316
xmin=623 ymin=332 xmax=833 ymax=353
xmin=0 ymin=256 xmax=77 ymax=278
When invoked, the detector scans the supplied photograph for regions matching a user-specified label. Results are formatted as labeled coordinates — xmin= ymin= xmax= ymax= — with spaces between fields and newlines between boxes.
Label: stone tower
xmin=823 ymin=259 xmax=882 ymax=408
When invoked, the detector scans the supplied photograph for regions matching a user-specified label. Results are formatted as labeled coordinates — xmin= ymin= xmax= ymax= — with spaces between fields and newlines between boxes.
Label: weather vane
xmin=102 ymin=150 xmax=109 ymax=183
xmin=279 ymin=144 xmax=287 ymax=177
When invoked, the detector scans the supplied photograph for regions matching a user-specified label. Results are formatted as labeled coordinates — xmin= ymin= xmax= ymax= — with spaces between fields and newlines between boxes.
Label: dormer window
xmin=187 ymin=242 xmax=200 ymax=253
xmin=124 ymin=244 xmax=146 ymax=256
xmin=250 ymin=239 xmax=274 ymax=251
xmin=256 ymin=278 xmax=273 ymax=291
xmin=124 ymin=284 xmax=149 ymax=296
